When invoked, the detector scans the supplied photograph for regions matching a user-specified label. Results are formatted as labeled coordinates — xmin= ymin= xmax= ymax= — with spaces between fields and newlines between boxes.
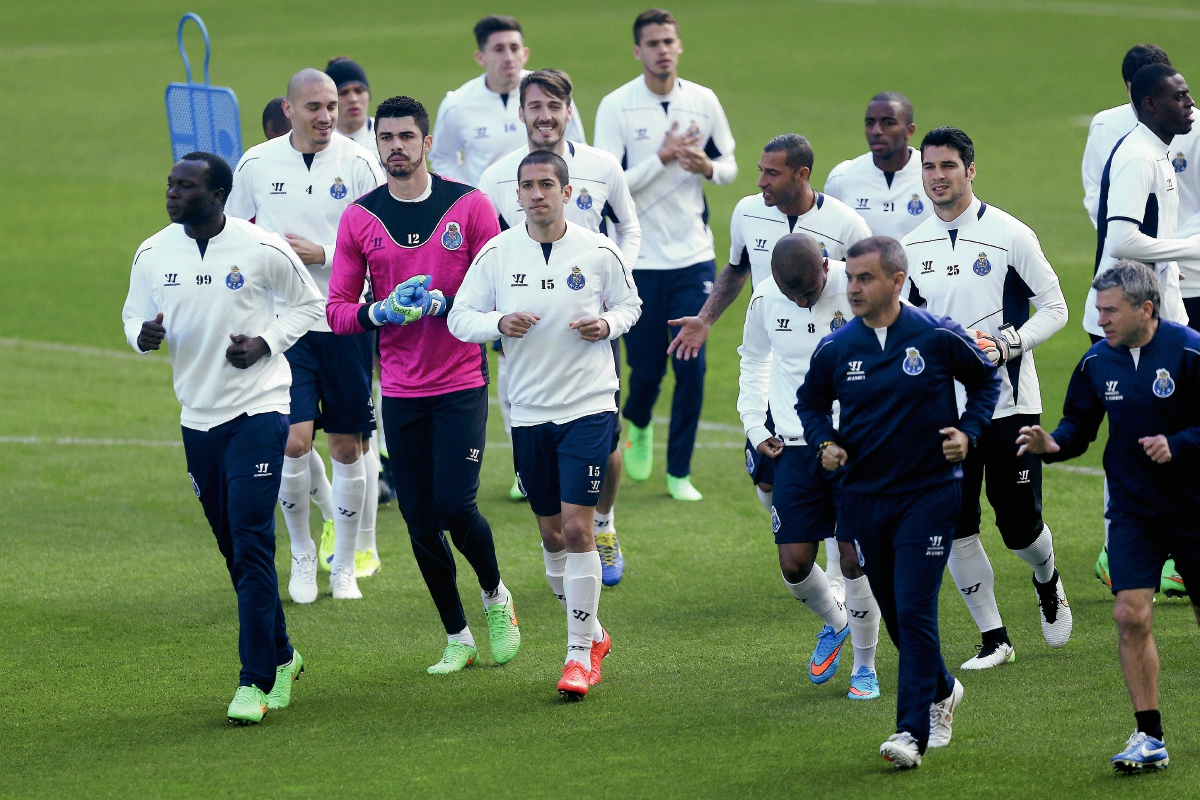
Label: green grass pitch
xmin=3 ymin=0 xmax=1200 ymax=796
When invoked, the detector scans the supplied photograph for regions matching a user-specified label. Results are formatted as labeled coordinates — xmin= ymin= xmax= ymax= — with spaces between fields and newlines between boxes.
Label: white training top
xmin=728 ymin=191 xmax=870 ymax=287
xmin=121 ymin=217 xmax=324 ymax=431
xmin=226 ymin=132 xmax=384 ymax=332
xmin=902 ymin=196 xmax=1067 ymax=418
xmin=448 ymin=221 xmax=642 ymax=426
xmin=738 ymin=264 xmax=849 ymax=447
xmin=338 ymin=118 xmax=375 ymax=151
xmin=593 ymin=75 xmax=737 ymax=270
xmin=477 ymin=140 xmax=641 ymax=265
xmin=823 ymin=148 xmax=933 ymax=241
xmin=428 ymin=72 xmax=587 ymax=187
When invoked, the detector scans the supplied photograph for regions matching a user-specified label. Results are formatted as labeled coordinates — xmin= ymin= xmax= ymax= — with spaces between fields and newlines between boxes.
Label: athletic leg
xmin=622 ymin=270 xmax=667 ymax=482
xmin=664 ymin=261 xmax=716 ymax=486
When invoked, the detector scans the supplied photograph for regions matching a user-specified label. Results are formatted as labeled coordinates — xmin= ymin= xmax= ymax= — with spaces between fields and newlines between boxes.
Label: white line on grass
xmin=0 ymin=436 xmax=182 ymax=447
xmin=0 ymin=337 xmax=167 ymax=363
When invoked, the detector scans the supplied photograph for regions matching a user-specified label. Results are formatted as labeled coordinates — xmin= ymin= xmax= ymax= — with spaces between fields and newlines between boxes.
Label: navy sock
xmin=1135 ymin=709 xmax=1163 ymax=741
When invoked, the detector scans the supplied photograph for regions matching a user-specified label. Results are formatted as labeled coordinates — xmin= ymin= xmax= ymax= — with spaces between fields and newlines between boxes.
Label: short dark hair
xmin=633 ymin=8 xmax=677 ymax=44
xmin=846 ymin=236 xmax=907 ymax=276
xmin=261 ymin=97 xmax=289 ymax=138
xmin=920 ymin=127 xmax=974 ymax=168
xmin=520 ymin=69 xmax=573 ymax=107
xmin=1093 ymin=259 xmax=1160 ymax=318
xmin=518 ymin=149 xmax=569 ymax=188
xmin=179 ymin=152 xmax=233 ymax=198
xmin=1122 ymin=44 xmax=1170 ymax=86
xmin=869 ymin=91 xmax=914 ymax=126
xmin=763 ymin=134 xmax=814 ymax=173
xmin=474 ymin=15 xmax=522 ymax=50
xmin=375 ymin=95 xmax=430 ymax=138
xmin=1131 ymin=63 xmax=1181 ymax=116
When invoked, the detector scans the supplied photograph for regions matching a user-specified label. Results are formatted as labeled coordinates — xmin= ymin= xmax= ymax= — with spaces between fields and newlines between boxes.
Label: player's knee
xmin=285 ymin=436 xmax=312 ymax=458
xmin=436 ymin=503 xmax=480 ymax=533
xmin=779 ymin=555 xmax=814 ymax=584
xmin=1113 ymin=595 xmax=1152 ymax=633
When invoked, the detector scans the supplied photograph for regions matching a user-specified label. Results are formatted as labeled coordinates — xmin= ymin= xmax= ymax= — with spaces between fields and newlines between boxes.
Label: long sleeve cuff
xmin=746 ymin=425 xmax=772 ymax=449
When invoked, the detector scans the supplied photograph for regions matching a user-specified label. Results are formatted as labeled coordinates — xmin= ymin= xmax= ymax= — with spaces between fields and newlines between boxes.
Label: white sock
xmin=844 ymin=575 xmax=880 ymax=672
xmin=280 ymin=455 xmax=315 ymax=558
xmin=358 ymin=444 xmax=380 ymax=553
xmin=948 ymin=534 xmax=1003 ymax=633
xmin=543 ymin=545 xmax=568 ymax=610
xmin=482 ymin=578 xmax=511 ymax=609
xmin=330 ymin=458 xmax=366 ymax=573
xmin=784 ymin=566 xmax=847 ymax=631
xmin=309 ymin=448 xmax=334 ymax=521
xmin=1014 ymin=526 xmax=1056 ymax=584
xmin=594 ymin=508 xmax=615 ymax=533
xmin=564 ymin=551 xmax=602 ymax=667
xmin=448 ymin=626 xmax=475 ymax=648
xmin=824 ymin=538 xmax=843 ymax=582
xmin=757 ymin=488 xmax=773 ymax=512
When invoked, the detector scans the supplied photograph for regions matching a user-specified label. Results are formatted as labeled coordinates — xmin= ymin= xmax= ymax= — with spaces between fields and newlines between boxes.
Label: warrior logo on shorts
xmin=188 ymin=472 xmax=200 ymax=497
xmin=830 ymin=310 xmax=846 ymax=331
xmin=330 ymin=177 xmax=347 ymax=199
xmin=576 ymin=188 xmax=593 ymax=210
xmin=225 ymin=266 xmax=244 ymax=290
xmin=567 ymin=266 xmax=586 ymax=290
xmin=1153 ymin=368 xmax=1176 ymax=398
xmin=770 ymin=505 xmax=781 ymax=533
xmin=745 ymin=447 xmax=755 ymax=474
xmin=1174 ymin=152 xmax=1188 ymax=173
xmin=903 ymin=347 xmax=925 ymax=375
xmin=907 ymin=194 xmax=925 ymax=215
xmin=442 ymin=222 xmax=463 ymax=251
xmin=973 ymin=252 xmax=991 ymax=276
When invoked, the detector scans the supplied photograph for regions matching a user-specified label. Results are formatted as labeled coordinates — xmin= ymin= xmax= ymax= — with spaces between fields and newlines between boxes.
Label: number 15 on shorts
xmin=589 ymin=465 xmax=601 ymax=493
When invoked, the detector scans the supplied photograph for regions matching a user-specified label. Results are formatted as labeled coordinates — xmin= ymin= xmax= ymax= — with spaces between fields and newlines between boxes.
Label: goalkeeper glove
xmin=975 ymin=323 xmax=1023 ymax=366
xmin=366 ymin=275 xmax=437 ymax=326
xmin=391 ymin=275 xmax=447 ymax=325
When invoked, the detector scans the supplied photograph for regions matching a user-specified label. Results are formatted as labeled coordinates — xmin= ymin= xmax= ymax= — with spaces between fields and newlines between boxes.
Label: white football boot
xmin=927 ymin=678 xmax=964 ymax=748
xmin=329 ymin=563 xmax=362 ymax=600
xmin=960 ymin=639 xmax=1015 ymax=670
xmin=288 ymin=554 xmax=319 ymax=604
xmin=880 ymin=732 xmax=921 ymax=769
xmin=1033 ymin=570 xmax=1073 ymax=648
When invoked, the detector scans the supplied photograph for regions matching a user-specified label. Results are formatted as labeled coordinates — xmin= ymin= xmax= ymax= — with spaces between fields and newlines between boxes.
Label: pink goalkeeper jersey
xmin=327 ymin=174 xmax=501 ymax=397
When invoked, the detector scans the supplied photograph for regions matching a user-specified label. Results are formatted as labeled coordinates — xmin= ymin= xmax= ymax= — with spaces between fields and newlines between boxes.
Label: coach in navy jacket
xmin=797 ymin=236 xmax=1000 ymax=767
xmin=1017 ymin=260 xmax=1200 ymax=768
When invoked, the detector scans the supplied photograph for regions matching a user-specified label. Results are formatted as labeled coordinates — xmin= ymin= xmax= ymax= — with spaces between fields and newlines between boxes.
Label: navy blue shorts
xmin=744 ymin=410 xmax=777 ymax=485
xmin=1106 ymin=509 xmax=1200 ymax=599
xmin=771 ymin=444 xmax=844 ymax=545
xmin=285 ymin=330 xmax=376 ymax=435
xmin=513 ymin=412 xmax=616 ymax=517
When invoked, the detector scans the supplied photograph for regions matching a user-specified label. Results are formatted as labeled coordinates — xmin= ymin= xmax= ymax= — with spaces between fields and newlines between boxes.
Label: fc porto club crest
xmin=770 ymin=505 xmax=781 ymax=533
xmin=830 ymin=310 xmax=847 ymax=331
xmin=907 ymin=194 xmax=925 ymax=216
xmin=567 ymin=266 xmax=586 ymax=291
xmin=1174 ymin=152 xmax=1188 ymax=173
xmin=903 ymin=346 xmax=925 ymax=376
xmin=225 ymin=266 xmax=244 ymax=290
xmin=576 ymin=188 xmax=593 ymax=210
xmin=1153 ymin=368 xmax=1176 ymax=398
xmin=818 ymin=242 xmax=829 ymax=258
xmin=745 ymin=447 xmax=755 ymax=475
xmin=973 ymin=252 xmax=991 ymax=277
xmin=441 ymin=221 xmax=463 ymax=251
xmin=330 ymin=177 xmax=347 ymax=199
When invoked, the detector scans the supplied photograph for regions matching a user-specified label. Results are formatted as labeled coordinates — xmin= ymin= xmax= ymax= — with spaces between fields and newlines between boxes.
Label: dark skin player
xmin=139 ymin=159 xmax=271 ymax=369
xmin=864 ymin=96 xmax=916 ymax=173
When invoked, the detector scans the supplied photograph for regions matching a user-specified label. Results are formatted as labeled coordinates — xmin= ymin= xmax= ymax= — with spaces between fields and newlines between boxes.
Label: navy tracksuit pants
xmin=622 ymin=260 xmax=715 ymax=478
xmin=182 ymin=412 xmax=293 ymax=692
xmin=839 ymin=480 xmax=959 ymax=752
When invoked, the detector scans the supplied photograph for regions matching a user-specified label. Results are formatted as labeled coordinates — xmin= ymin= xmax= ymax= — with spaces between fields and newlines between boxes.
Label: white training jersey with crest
xmin=823 ymin=148 xmax=933 ymax=242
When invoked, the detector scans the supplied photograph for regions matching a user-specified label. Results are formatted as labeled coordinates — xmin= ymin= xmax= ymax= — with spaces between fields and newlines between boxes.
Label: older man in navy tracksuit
xmin=797 ymin=236 xmax=1000 ymax=769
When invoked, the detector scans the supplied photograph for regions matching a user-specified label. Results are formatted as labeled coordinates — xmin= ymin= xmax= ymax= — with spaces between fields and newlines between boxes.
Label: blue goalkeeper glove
xmin=366 ymin=275 xmax=434 ymax=326
xmin=391 ymin=275 xmax=447 ymax=324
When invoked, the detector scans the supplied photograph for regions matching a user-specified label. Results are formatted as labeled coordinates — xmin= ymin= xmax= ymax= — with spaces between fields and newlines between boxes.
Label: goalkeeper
xmin=327 ymin=96 xmax=521 ymax=675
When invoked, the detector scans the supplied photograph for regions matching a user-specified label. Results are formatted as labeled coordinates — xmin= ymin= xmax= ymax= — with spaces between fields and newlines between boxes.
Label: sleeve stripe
xmin=132 ymin=247 xmax=153 ymax=265
xmin=260 ymin=242 xmax=307 ymax=280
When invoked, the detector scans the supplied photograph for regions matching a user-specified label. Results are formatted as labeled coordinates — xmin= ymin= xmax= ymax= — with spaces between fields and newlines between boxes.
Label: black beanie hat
xmin=325 ymin=57 xmax=369 ymax=92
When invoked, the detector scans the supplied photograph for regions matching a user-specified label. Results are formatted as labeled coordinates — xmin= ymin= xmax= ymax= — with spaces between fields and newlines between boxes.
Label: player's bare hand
xmin=658 ymin=121 xmax=701 ymax=165
xmin=569 ymin=316 xmax=610 ymax=342
xmin=1016 ymin=424 xmax=1059 ymax=457
xmin=283 ymin=234 xmax=326 ymax=266
xmin=666 ymin=315 xmax=711 ymax=360
xmin=499 ymin=312 xmax=540 ymax=338
xmin=676 ymin=146 xmax=714 ymax=178
xmin=138 ymin=313 xmax=165 ymax=352
xmin=1139 ymin=434 xmax=1173 ymax=463
xmin=939 ymin=427 xmax=970 ymax=462
xmin=756 ymin=438 xmax=784 ymax=459
xmin=821 ymin=444 xmax=848 ymax=471
xmin=226 ymin=334 xmax=270 ymax=369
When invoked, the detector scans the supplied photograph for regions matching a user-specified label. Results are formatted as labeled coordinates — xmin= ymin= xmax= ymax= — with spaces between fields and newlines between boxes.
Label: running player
xmin=1018 ymin=261 xmax=1200 ymax=773
xmin=477 ymin=69 xmax=641 ymax=585
xmin=262 ymin=97 xmax=290 ymax=141
xmin=737 ymin=233 xmax=882 ymax=700
xmin=326 ymin=57 xmax=374 ymax=149
xmin=797 ymin=236 xmax=1002 ymax=769
xmin=429 ymin=15 xmax=585 ymax=186
xmin=594 ymin=7 xmax=737 ymax=501
xmin=449 ymin=150 xmax=642 ymax=698
xmin=902 ymin=127 xmax=1071 ymax=669
xmin=327 ymin=95 xmax=520 ymax=674
xmin=121 ymin=152 xmax=323 ymax=723
xmin=227 ymin=69 xmax=385 ymax=603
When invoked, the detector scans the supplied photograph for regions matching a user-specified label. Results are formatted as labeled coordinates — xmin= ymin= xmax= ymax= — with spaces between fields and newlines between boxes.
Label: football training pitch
xmin=3 ymin=0 xmax=1200 ymax=796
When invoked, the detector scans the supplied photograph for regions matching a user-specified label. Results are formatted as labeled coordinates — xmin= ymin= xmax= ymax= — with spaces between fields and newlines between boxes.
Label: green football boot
xmin=625 ymin=422 xmax=653 ymax=482
xmin=485 ymin=597 xmax=521 ymax=665
xmin=354 ymin=548 xmax=381 ymax=578
xmin=319 ymin=519 xmax=335 ymax=573
xmin=1161 ymin=559 xmax=1188 ymax=598
xmin=227 ymin=685 xmax=268 ymax=725
xmin=427 ymin=641 xmax=478 ymax=674
xmin=667 ymin=474 xmax=703 ymax=501
xmin=266 ymin=650 xmax=304 ymax=710
xmin=1095 ymin=547 xmax=1111 ymax=590
xmin=508 ymin=474 xmax=527 ymax=501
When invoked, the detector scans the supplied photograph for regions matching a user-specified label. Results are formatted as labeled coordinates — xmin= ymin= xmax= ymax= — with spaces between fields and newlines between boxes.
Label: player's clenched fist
xmin=939 ymin=427 xmax=970 ymax=462
xmin=499 ymin=312 xmax=540 ymax=338
xmin=569 ymin=316 xmax=610 ymax=342
xmin=138 ymin=313 xmax=166 ymax=352
xmin=819 ymin=442 xmax=848 ymax=471
xmin=756 ymin=437 xmax=784 ymax=459
xmin=225 ymin=334 xmax=270 ymax=369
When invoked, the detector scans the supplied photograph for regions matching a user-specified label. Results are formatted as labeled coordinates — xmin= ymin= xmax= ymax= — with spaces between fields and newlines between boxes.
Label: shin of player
xmin=737 ymin=234 xmax=881 ymax=699
xmin=449 ymin=150 xmax=642 ymax=698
